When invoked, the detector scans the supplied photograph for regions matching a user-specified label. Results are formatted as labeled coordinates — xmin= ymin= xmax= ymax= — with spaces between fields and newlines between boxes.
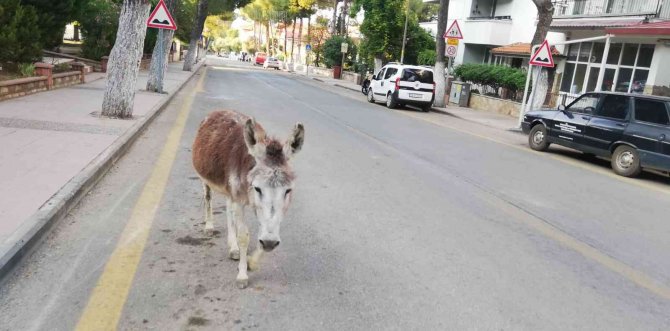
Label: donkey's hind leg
xmin=203 ymin=182 xmax=214 ymax=233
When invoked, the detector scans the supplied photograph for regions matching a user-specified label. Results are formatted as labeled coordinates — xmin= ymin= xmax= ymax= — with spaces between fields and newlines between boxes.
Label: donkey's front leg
xmin=247 ymin=248 xmax=263 ymax=272
xmin=233 ymin=203 xmax=250 ymax=289
xmin=202 ymin=183 xmax=214 ymax=233
xmin=225 ymin=198 xmax=240 ymax=260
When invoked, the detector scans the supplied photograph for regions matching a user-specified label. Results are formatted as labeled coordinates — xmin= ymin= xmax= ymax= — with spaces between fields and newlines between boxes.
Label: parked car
xmin=522 ymin=92 xmax=670 ymax=177
xmin=263 ymin=57 xmax=281 ymax=70
xmin=366 ymin=63 xmax=435 ymax=112
xmin=254 ymin=52 xmax=267 ymax=65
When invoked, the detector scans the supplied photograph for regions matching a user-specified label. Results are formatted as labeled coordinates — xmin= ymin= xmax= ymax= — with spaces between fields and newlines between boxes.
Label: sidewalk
xmin=290 ymin=69 xmax=521 ymax=132
xmin=0 ymin=60 xmax=204 ymax=275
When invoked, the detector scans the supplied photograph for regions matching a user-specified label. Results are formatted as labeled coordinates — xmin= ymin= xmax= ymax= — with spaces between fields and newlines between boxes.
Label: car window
xmin=634 ymin=99 xmax=670 ymax=125
xmin=567 ymin=94 xmax=600 ymax=114
xmin=384 ymin=68 xmax=398 ymax=80
xmin=375 ymin=68 xmax=386 ymax=81
xmin=597 ymin=95 xmax=629 ymax=120
xmin=401 ymin=69 xmax=434 ymax=84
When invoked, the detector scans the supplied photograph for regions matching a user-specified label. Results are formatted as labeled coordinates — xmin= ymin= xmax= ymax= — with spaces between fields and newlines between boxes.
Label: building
xmin=420 ymin=0 xmax=566 ymax=65
xmin=550 ymin=0 xmax=670 ymax=100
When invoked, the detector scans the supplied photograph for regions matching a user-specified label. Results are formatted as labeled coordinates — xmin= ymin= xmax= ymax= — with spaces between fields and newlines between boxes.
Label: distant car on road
xmin=263 ymin=57 xmax=281 ymax=70
xmin=254 ymin=52 xmax=267 ymax=65
xmin=366 ymin=63 xmax=435 ymax=112
xmin=522 ymin=92 xmax=670 ymax=177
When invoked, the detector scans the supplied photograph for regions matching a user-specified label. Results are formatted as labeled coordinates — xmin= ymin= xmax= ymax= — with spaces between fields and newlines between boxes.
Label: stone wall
xmin=296 ymin=65 xmax=361 ymax=85
xmin=53 ymin=72 xmax=82 ymax=89
xmin=469 ymin=93 xmax=521 ymax=117
xmin=0 ymin=77 xmax=48 ymax=101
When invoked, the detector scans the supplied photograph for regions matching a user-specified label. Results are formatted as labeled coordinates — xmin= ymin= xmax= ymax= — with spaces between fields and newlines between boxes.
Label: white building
xmin=420 ymin=0 xmax=566 ymax=65
xmin=549 ymin=0 xmax=670 ymax=99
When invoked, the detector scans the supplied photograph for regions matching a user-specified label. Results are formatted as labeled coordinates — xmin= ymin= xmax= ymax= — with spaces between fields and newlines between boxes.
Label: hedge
xmin=454 ymin=63 xmax=526 ymax=91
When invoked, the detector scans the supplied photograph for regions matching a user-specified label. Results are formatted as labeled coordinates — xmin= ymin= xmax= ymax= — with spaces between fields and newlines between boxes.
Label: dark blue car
xmin=522 ymin=92 xmax=670 ymax=177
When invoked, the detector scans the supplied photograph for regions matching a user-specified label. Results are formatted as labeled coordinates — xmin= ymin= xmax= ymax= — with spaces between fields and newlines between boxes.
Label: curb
xmin=333 ymin=83 xmax=360 ymax=92
xmin=0 ymin=60 xmax=206 ymax=280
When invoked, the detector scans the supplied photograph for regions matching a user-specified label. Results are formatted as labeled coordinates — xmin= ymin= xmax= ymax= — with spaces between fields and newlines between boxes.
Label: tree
xmin=22 ymin=0 xmax=77 ymax=50
xmin=0 ymin=0 xmax=42 ymax=65
xmin=183 ymin=0 xmax=208 ymax=71
xmin=77 ymin=0 xmax=121 ymax=60
xmin=351 ymin=0 xmax=433 ymax=70
xmin=147 ymin=0 xmax=178 ymax=93
xmin=101 ymin=0 xmax=152 ymax=118
xmin=433 ymin=0 xmax=448 ymax=107
xmin=529 ymin=0 xmax=555 ymax=110
xmin=322 ymin=34 xmax=356 ymax=68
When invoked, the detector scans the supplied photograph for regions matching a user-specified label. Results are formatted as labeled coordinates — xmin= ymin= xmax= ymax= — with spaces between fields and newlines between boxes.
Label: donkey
xmin=192 ymin=110 xmax=305 ymax=288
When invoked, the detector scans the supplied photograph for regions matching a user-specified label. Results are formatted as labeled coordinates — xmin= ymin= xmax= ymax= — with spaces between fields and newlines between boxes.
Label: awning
xmin=491 ymin=42 xmax=562 ymax=57
xmin=551 ymin=16 xmax=646 ymax=29
xmin=607 ymin=20 xmax=670 ymax=35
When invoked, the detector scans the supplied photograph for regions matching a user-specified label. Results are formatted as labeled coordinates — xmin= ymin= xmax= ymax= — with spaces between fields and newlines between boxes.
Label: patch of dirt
xmin=188 ymin=316 xmax=210 ymax=326
xmin=176 ymin=236 xmax=213 ymax=246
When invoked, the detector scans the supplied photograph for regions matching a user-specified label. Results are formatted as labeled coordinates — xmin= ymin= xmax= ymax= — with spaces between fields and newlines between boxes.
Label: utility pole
xmin=400 ymin=0 xmax=410 ymax=64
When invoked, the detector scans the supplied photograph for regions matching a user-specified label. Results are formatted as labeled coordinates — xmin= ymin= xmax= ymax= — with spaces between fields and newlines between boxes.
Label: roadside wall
xmin=469 ymin=93 xmax=521 ymax=117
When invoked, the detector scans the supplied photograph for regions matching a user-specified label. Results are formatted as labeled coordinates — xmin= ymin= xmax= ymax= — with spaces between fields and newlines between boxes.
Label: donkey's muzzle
xmin=259 ymin=239 xmax=280 ymax=251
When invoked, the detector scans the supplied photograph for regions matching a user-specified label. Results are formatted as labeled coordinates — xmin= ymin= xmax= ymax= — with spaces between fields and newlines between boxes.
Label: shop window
xmin=591 ymin=43 xmax=605 ymax=63
xmin=621 ymin=44 xmax=638 ymax=66
xmin=561 ymin=63 xmax=575 ymax=93
xmin=637 ymin=44 xmax=654 ymax=67
xmin=607 ymin=43 xmax=622 ymax=65
xmin=616 ymin=68 xmax=633 ymax=92
xmin=579 ymin=42 xmax=592 ymax=62
xmin=567 ymin=44 xmax=579 ymax=61
xmin=573 ymin=64 xmax=587 ymax=93
xmin=631 ymin=69 xmax=649 ymax=94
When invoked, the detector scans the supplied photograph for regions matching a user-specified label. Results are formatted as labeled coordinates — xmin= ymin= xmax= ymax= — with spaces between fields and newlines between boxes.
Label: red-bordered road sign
xmin=147 ymin=0 xmax=177 ymax=30
xmin=444 ymin=21 xmax=463 ymax=39
xmin=529 ymin=40 xmax=555 ymax=67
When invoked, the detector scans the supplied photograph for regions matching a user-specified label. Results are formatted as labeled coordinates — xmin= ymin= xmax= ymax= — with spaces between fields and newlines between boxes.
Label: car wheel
xmin=528 ymin=124 xmax=550 ymax=151
xmin=611 ymin=145 xmax=642 ymax=177
xmin=386 ymin=93 xmax=397 ymax=109
xmin=421 ymin=104 xmax=432 ymax=112
xmin=367 ymin=89 xmax=375 ymax=103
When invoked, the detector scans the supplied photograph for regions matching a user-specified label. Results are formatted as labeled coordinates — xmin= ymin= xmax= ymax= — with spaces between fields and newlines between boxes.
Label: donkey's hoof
xmin=247 ymin=259 xmax=259 ymax=272
xmin=229 ymin=249 xmax=240 ymax=260
xmin=236 ymin=277 xmax=249 ymax=289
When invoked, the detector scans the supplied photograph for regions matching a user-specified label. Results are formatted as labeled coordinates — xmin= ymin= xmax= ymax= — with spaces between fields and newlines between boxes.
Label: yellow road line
xmin=75 ymin=69 xmax=206 ymax=331
xmin=400 ymin=111 xmax=670 ymax=196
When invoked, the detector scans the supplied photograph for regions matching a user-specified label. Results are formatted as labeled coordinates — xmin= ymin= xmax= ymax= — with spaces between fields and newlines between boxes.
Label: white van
xmin=366 ymin=63 xmax=435 ymax=111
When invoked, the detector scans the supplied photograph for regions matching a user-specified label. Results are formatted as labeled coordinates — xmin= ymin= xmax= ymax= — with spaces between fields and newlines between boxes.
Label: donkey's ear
xmin=284 ymin=122 xmax=305 ymax=159
xmin=244 ymin=118 xmax=265 ymax=158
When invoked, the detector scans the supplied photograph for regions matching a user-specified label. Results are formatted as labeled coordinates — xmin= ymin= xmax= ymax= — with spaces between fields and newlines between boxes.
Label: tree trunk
xmin=530 ymin=0 xmax=555 ymax=110
xmin=341 ymin=0 xmax=348 ymax=35
xmin=297 ymin=17 xmax=303 ymax=64
xmin=283 ymin=22 xmax=288 ymax=63
xmin=101 ymin=0 xmax=151 ymax=118
xmin=290 ymin=17 xmax=296 ymax=63
xmin=433 ymin=0 xmax=450 ymax=108
xmin=330 ymin=0 xmax=338 ymax=35
xmin=266 ymin=21 xmax=271 ymax=54
xmin=147 ymin=0 xmax=177 ymax=93
xmin=374 ymin=57 xmax=382 ymax=73
xmin=183 ymin=0 xmax=208 ymax=71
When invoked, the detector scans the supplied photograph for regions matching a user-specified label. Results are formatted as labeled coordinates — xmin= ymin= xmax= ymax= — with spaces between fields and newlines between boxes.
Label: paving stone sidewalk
xmin=0 ymin=61 xmax=202 ymax=258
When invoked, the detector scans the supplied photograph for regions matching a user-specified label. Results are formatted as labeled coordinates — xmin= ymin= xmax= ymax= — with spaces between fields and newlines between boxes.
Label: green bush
xmin=454 ymin=63 xmax=526 ymax=91
xmin=18 ymin=63 xmax=35 ymax=77
xmin=417 ymin=49 xmax=436 ymax=66
xmin=322 ymin=35 xmax=357 ymax=68
xmin=0 ymin=0 xmax=42 ymax=64
xmin=78 ymin=0 xmax=120 ymax=60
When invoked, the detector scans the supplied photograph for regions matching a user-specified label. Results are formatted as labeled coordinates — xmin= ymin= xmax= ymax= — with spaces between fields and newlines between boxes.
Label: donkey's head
xmin=243 ymin=118 xmax=305 ymax=252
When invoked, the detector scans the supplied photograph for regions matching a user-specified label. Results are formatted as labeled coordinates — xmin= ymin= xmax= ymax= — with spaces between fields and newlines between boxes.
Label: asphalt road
xmin=1 ymin=57 xmax=670 ymax=330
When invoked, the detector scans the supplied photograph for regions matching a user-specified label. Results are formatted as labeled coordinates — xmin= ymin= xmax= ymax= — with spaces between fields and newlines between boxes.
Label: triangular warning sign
xmin=147 ymin=0 xmax=177 ymax=30
xmin=529 ymin=40 xmax=555 ymax=67
xmin=443 ymin=21 xmax=463 ymax=39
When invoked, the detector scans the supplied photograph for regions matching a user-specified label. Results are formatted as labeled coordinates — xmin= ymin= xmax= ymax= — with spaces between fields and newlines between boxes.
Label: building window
xmin=560 ymin=42 xmax=655 ymax=95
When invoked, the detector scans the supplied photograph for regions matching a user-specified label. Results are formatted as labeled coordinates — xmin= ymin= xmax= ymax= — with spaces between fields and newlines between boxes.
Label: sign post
xmin=517 ymin=40 xmax=555 ymax=127
xmin=444 ymin=21 xmax=463 ymax=81
xmin=146 ymin=0 xmax=177 ymax=93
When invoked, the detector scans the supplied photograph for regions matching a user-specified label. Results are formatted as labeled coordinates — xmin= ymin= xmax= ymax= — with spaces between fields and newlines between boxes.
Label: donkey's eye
xmin=254 ymin=187 xmax=262 ymax=195
xmin=285 ymin=189 xmax=292 ymax=196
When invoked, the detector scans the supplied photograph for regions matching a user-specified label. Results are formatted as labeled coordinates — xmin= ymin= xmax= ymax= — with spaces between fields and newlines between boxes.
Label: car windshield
xmin=401 ymin=68 xmax=433 ymax=83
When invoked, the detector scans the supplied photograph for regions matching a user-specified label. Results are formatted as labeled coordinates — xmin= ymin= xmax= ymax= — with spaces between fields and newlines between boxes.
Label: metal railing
xmin=552 ymin=0 xmax=665 ymax=18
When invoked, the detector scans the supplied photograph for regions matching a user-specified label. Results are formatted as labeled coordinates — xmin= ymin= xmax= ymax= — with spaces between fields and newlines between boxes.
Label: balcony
xmin=552 ymin=0 xmax=668 ymax=18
